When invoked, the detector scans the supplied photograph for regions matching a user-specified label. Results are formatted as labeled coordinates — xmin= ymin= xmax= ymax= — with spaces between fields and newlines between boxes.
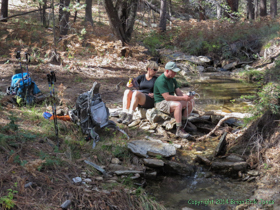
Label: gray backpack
xmin=71 ymin=82 xmax=128 ymax=148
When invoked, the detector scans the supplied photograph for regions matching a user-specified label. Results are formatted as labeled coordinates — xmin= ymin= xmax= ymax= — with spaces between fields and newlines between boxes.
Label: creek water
xmin=146 ymin=168 xmax=256 ymax=210
xmin=181 ymin=76 xmax=257 ymax=113
xmin=146 ymin=76 xmax=258 ymax=210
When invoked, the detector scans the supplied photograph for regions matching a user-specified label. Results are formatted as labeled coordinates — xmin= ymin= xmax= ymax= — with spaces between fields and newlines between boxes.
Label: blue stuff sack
xmin=43 ymin=112 xmax=52 ymax=119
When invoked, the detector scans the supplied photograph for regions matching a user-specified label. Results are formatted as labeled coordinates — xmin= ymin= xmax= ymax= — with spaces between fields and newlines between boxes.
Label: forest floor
xmin=1 ymin=1 xmax=280 ymax=210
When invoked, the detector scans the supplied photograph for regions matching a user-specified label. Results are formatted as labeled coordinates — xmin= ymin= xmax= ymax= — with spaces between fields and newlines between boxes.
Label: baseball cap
xmin=165 ymin=61 xmax=181 ymax=72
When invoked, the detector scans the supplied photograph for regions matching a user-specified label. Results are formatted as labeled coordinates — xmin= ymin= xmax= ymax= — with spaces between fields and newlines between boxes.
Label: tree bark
xmin=74 ymin=0 xmax=80 ymax=22
xmin=1 ymin=0 xmax=8 ymax=22
xmin=42 ymin=0 xmax=47 ymax=27
xmin=216 ymin=0 xmax=223 ymax=19
xmin=270 ymin=0 xmax=277 ymax=18
xmin=159 ymin=0 xmax=167 ymax=32
xmin=144 ymin=0 xmax=174 ymax=22
xmin=59 ymin=0 xmax=63 ymax=21
xmin=247 ymin=0 xmax=255 ymax=19
xmin=60 ymin=0 xmax=70 ymax=36
xmin=225 ymin=0 xmax=239 ymax=17
xmin=254 ymin=0 xmax=258 ymax=18
xmin=199 ymin=0 xmax=207 ymax=20
xmin=85 ymin=0 xmax=94 ymax=26
xmin=103 ymin=0 xmax=138 ymax=44
xmin=260 ymin=0 xmax=267 ymax=16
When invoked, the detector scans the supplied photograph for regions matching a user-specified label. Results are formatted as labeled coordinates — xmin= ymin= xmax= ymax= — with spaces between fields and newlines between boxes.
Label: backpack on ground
xmin=6 ymin=72 xmax=41 ymax=105
xmin=70 ymin=81 xmax=129 ymax=148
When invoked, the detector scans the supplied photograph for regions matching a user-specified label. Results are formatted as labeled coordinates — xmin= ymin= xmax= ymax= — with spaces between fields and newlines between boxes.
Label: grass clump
xmin=0 ymin=183 xmax=18 ymax=210
xmin=242 ymin=82 xmax=280 ymax=124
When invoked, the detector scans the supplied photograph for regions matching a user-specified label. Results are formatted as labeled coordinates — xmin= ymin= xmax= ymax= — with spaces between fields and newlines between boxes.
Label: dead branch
xmin=0 ymin=7 xmax=51 ymax=21
xmin=197 ymin=111 xmax=252 ymax=141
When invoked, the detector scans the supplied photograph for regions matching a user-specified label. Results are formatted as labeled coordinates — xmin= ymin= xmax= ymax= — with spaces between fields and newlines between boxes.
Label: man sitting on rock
xmin=153 ymin=61 xmax=194 ymax=138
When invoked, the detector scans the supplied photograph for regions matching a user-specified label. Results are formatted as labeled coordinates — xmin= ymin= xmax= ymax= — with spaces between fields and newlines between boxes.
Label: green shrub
xmin=242 ymin=82 xmax=280 ymax=123
xmin=0 ymin=184 xmax=18 ymax=210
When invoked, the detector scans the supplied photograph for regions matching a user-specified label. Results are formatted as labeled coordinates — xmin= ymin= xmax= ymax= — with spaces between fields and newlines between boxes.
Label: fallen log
xmin=197 ymin=111 xmax=252 ymax=141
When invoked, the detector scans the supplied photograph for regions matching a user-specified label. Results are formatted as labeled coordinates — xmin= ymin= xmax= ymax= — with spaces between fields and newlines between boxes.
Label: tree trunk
xmin=225 ymin=0 xmax=239 ymax=17
xmin=60 ymin=0 xmax=70 ymax=36
xmin=52 ymin=0 xmax=56 ymax=44
xmin=85 ymin=0 xmax=94 ymax=26
xmin=254 ymin=0 xmax=259 ymax=18
xmin=270 ymin=0 xmax=277 ymax=18
xmin=260 ymin=0 xmax=267 ymax=16
xmin=169 ymin=0 xmax=172 ymax=16
xmin=59 ymin=0 xmax=63 ymax=21
xmin=144 ymin=0 xmax=174 ymax=22
xmin=226 ymin=0 xmax=239 ymax=12
xmin=1 ymin=0 xmax=8 ymax=22
xmin=74 ymin=0 xmax=80 ymax=22
xmin=159 ymin=0 xmax=167 ymax=32
xmin=216 ymin=0 xmax=223 ymax=19
xmin=183 ymin=0 xmax=189 ymax=13
xmin=199 ymin=0 xmax=206 ymax=20
xmin=247 ymin=0 xmax=255 ymax=19
xmin=42 ymin=0 xmax=47 ymax=27
xmin=125 ymin=0 xmax=138 ymax=39
xmin=103 ymin=0 xmax=138 ymax=44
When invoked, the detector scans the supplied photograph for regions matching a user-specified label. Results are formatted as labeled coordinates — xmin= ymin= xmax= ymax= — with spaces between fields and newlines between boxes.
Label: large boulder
xmin=127 ymin=140 xmax=176 ymax=158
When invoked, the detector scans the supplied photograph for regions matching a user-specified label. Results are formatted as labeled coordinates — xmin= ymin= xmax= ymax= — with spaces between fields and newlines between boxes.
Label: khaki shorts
xmin=155 ymin=100 xmax=172 ymax=114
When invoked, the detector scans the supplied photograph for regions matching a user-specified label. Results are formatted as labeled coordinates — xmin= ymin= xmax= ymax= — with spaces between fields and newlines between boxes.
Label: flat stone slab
xmin=115 ymin=170 xmax=143 ymax=175
xmin=128 ymin=140 xmax=176 ymax=158
xmin=225 ymin=154 xmax=245 ymax=162
xmin=211 ymin=161 xmax=247 ymax=171
xmin=143 ymin=159 xmax=165 ymax=167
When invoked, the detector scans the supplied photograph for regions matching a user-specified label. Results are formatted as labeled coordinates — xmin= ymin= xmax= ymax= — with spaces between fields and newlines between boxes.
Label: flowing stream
xmin=146 ymin=76 xmax=258 ymax=210
xmin=146 ymin=168 xmax=256 ymax=210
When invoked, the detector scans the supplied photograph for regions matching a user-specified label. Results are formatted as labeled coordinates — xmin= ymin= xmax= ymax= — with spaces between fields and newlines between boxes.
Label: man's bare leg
xmin=183 ymin=100 xmax=194 ymax=119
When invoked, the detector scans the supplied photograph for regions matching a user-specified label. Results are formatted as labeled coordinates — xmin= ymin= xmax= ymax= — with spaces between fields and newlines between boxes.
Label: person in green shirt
xmin=154 ymin=61 xmax=194 ymax=138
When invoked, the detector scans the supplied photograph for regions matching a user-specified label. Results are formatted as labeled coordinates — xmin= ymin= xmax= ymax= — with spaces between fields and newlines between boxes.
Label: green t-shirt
xmin=153 ymin=73 xmax=179 ymax=104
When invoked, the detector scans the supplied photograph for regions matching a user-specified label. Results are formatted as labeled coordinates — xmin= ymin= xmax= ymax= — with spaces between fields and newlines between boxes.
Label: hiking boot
xmin=122 ymin=114 xmax=133 ymax=125
xmin=117 ymin=112 xmax=127 ymax=123
xmin=176 ymin=126 xmax=190 ymax=138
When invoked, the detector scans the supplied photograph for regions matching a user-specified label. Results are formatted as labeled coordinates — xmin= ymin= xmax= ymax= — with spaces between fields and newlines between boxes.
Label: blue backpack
xmin=7 ymin=73 xmax=41 ymax=105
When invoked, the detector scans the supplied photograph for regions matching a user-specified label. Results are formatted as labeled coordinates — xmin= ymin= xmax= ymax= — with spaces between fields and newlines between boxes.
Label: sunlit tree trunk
xmin=159 ymin=0 xmax=167 ymax=32
xmin=60 ymin=0 xmax=70 ymax=36
xmin=247 ymin=0 xmax=255 ymax=19
xmin=85 ymin=0 xmax=94 ymax=26
xmin=217 ymin=0 xmax=223 ymax=19
xmin=270 ymin=0 xmax=277 ymax=18
xmin=260 ymin=0 xmax=267 ymax=16
xmin=1 ymin=0 xmax=8 ymax=22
